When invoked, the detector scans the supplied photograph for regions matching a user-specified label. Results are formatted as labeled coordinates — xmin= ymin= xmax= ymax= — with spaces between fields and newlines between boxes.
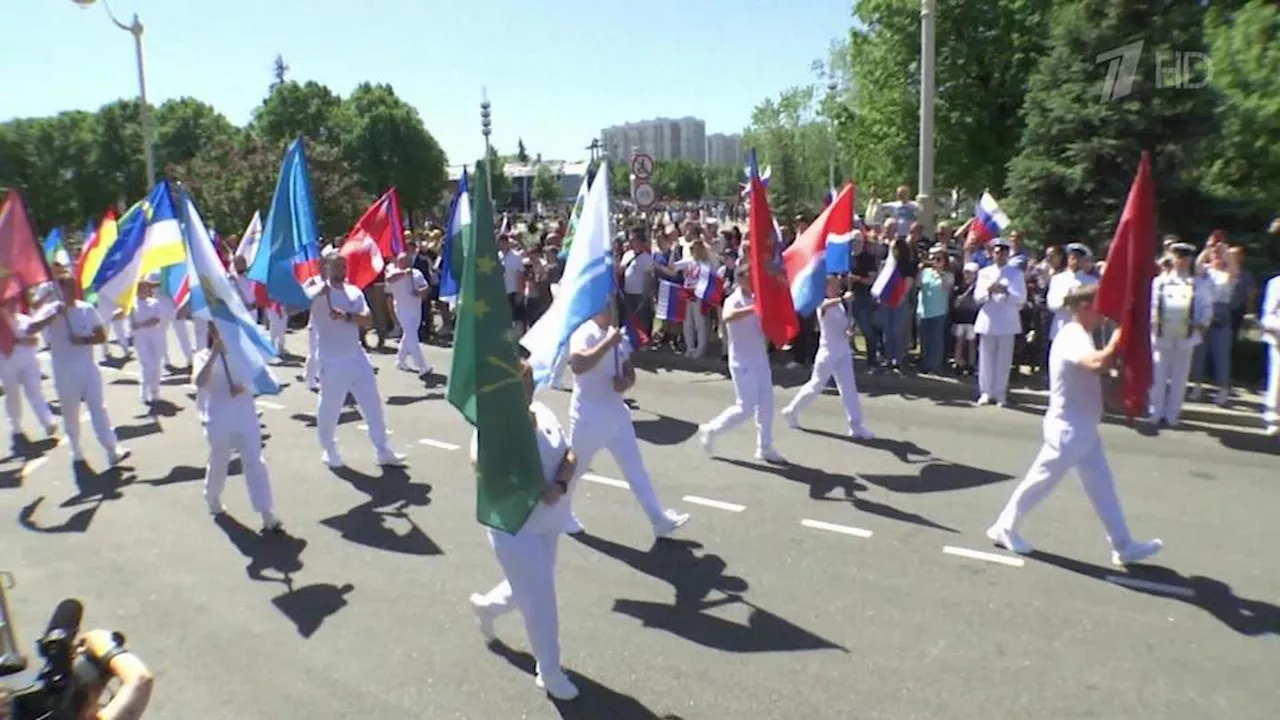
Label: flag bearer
xmin=468 ymin=360 xmax=580 ymax=701
xmin=563 ymin=309 xmax=688 ymax=537
xmin=1259 ymin=272 xmax=1280 ymax=437
xmin=194 ymin=324 xmax=281 ymax=532
xmin=986 ymin=285 xmax=1163 ymax=565
xmin=1146 ymin=243 xmax=1213 ymax=426
xmin=301 ymin=249 xmax=336 ymax=393
xmin=46 ymin=275 xmax=130 ymax=466
xmin=265 ymin=300 xmax=288 ymax=360
xmin=974 ymin=238 xmax=1026 ymax=406
xmin=311 ymin=254 xmax=406 ymax=468
xmin=698 ymin=265 xmax=785 ymax=462
xmin=0 ymin=296 xmax=60 ymax=453
xmin=157 ymin=287 xmax=194 ymax=370
xmin=386 ymin=252 xmax=433 ymax=378
xmin=129 ymin=274 xmax=167 ymax=407
xmin=782 ymin=275 xmax=874 ymax=438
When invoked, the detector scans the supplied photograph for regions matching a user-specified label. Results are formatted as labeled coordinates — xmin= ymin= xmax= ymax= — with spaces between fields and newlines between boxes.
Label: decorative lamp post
xmin=480 ymin=87 xmax=494 ymax=201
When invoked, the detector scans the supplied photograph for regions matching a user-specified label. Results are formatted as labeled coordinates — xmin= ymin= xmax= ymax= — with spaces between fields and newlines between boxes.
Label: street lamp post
xmin=480 ymin=87 xmax=494 ymax=202
xmin=917 ymin=0 xmax=938 ymax=234
xmin=74 ymin=0 xmax=155 ymax=188
xmin=826 ymin=77 xmax=839 ymax=192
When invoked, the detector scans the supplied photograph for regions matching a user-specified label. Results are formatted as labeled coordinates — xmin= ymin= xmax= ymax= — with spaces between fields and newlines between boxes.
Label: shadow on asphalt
xmin=17 ymin=461 xmax=136 ymax=533
xmin=573 ymin=534 xmax=846 ymax=655
xmin=486 ymin=640 xmax=677 ymax=720
xmin=385 ymin=391 xmax=443 ymax=406
xmin=715 ymin=457 xmax=957 ymax=533
xmin=801 ymin=428 xmax=932 ymax=464
xmin=858 ymin=462 xmax=1014 ymax=494
xmin=320 ymin=466 xmax=440 ymax=557
xmin=289 ymin=408 xmax=362 ymax=427
xmin=1028 ymin=551 xmax=1280 ymax=637
xmin=633 ymin=412 xmax=699 ymax=446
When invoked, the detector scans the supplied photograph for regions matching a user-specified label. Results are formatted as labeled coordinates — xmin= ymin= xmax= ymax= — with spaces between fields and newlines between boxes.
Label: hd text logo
xmin=1096 ymin=40 xmax=1212 ymax=102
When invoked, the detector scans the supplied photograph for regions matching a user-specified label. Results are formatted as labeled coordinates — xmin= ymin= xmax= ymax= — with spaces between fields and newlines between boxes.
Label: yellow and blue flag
xmin=92 ymin=182 xmax=182 ymax=311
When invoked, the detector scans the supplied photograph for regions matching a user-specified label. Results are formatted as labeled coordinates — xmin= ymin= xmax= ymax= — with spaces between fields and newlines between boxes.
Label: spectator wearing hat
xmin=130 ymin=273 xmax=168 ymax=409
xmin=973 ymin=237 xmax=1027 ymax=406
xmin=916 ymin=244 xmax=953 ymax=374
xmin=1189 ymin=234 xmax=1235 ymax=406
xmin=1147 ymin=242 xmax=1213 ymax=426
xmin=1046 ymin=244 xmax=1098 ymax=342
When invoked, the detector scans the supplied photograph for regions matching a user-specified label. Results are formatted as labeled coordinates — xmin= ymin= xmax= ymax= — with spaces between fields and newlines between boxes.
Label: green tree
xmin=516 ymin=138 xmax=529 ymax=163
xmin=153 ymin=98 xmax=237 ymax=173
xmin=703 ymin=164 xmax=742 ymax=199
xmin=251 ymin=80 xmax=344 ymax=147
xmin=744 ymin=86 xmax=836 ymax=219
xmin=654 ymin=159 xmax=705 ymax=201
xmin=271 ymin=55 xmax=289 ymax=90
xmin=477 ymin=145 xmax=512 ymax=208
xmin=532 ymin=164 xmax=560 ymax=205
xmin=609 ymin=161 xmax=630 ymax=198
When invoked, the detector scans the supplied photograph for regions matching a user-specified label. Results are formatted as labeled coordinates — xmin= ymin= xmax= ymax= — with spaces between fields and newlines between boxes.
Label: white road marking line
xmin=418 ymin=438 xmax=459 ymax=451
xmin=801 ymin=518 xmax=873 ymax=538
xmin=942 ymin=545 xmax=1025 ymax=567
xmin=682 ymin=495 xmax=745 ymax=512
xmin=21 ymin=457 xmax=47 ymax=478
xmin=256 ymin=401 xmax=285 ymax=410
xmin=357 ymin=424 xmax=391 ymax=433
xmin=1105 ymin=575 xmax=1196 ymax=598
xmin=583 ymin=473 xmax=629 ymax=489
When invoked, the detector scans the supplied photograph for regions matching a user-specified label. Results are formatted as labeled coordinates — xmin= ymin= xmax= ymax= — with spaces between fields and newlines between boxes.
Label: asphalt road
xmin=2 ymin=336 xmax=1277 ymax=719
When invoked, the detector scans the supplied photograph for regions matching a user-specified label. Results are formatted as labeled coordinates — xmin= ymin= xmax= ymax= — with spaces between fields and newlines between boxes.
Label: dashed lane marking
xmin=682 ymin=495 xmax=745 ymax=512
xmin=942 ymin=545 xmax=1025 ymax=567
xmin=583 ymin=473 xmax=629 ymax=489
xmin=357 ymin=424 xmax=392 ymax=434
xmin=21 ymin=457 xmax=47 ymax=478
xmin=256 ymin=401 xmax=286 ymax=410
xmin=418 ymin=438 xmax=460 ymax=451
xmin=1105 ymin=575 xmax=1196 ymax=599
xmin=801 ymin=518 xmax=873 ymax=538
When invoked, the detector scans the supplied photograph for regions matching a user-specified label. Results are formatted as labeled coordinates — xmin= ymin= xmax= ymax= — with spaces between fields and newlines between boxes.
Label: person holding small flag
xmin=301 ymin=248 xmax=338 ymax=393
xmin=0 ymin=296 xmax=61 ymax=453
xmin=973 ymin=237 xmax=1027 ymax=406
xmin=129 ymin=274 xmax=167 ymax=409
xmin=385 ymin=252 xmax=433 ymax=378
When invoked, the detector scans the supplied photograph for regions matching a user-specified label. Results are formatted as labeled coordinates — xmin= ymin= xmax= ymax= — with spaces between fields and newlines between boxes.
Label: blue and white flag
xmin=438 ymin=170 xmax=470 ymax=307
xmin=179 ymin=190 xmax=281 ymax=396
xmin=520 ymin=161 xmax=615 ymax=389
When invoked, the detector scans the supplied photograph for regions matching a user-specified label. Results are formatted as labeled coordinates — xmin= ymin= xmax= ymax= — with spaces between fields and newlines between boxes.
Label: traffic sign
xmin=632 ymin=181 xmax=656 ymax=208
xmin=631 ymin=153 xmax=654 ymax=179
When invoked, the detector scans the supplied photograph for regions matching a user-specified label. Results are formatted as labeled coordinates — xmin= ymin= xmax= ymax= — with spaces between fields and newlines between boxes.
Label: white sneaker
xmin=108 ymin=446 xmax=131 ymax=466
xmin=975 ymin=394 xmax=992 ymax=406
xmin=754 ymin=447 xmax=786 ymax=464
xmin=1112 ymin=538 xmax=1163 ymax=566
xmin=377 ymin=451 xmax=408 ymax=467
xmin=468 ymin=593 xmax=497 ymax=641
xmin=986 ymin=524 xmax=1033 ymax=555
xmin=782 ymin=409 xmax=799 ymax=429
xmin=261 ymin=513 xmax=284 ymax=533
xmin=653 ymin=509 xmax=690 ymax=538
xmin=206 ymin=498 xmax=226 ymax=515
xmin=321 ymin=451 xmax=345 ymax=468
xmin=421 ymin=364 xmax=434 ymax=376
xmin=535 ymin=667 xmax=580 ymax=701
xmin=563 ymin=514 xmax=585 ymax=535
xmin=1265 ymin=425 xmax=1280 ymax=437
xmin=697 ymin=424 xmax=715 ymax=454
xmin=848 ymin=426 xmax=875 ymax=440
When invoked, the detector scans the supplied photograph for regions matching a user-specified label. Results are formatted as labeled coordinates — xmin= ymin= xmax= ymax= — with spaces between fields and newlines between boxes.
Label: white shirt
xmin=2 ymin=311 xmax=42 ymax=368
xmin=816 ymin=301 xmax=851 ymax=358
xmin=621 ymin=250 xmax=655 ymax=295
xmin=1046 ymin=270 xmax=1097 ymax=339
xmin=501 ymin=251 xmax=524 ymax=294
xmin=722 ymin=288 xmax=768 ymax=369
xmin=44 ymin=300 xmax=103 ymax=367
xmin=234 ymin=275 xmax=256 ymax=309
xmin=192 ymin=346 xmax=256 ymax=422
xmin=155 ymin=293 xmax=180 ymax=324
xmin=974 ymin=262 xmax=1026 ymax=336
xmin=130 ymin=296 xmax=165 ymax=336
xmin=674 ymin=258 xmax=713 ymax=291
xmin=1259 ymin=275 xmax=1280 ymax=347
xmin=1045 ymin=322 xmax=1103 ymax=429
xmin=309 ymin=284 xmax=370 ymax=362
xmin=387 ymin=267 xmax=427 ymax=312
xmin=1151 ymin=272 xmax=1212 ymax=341
xmin=470 ymin=401 xmax=570 ymax=536
xmin=568 ymin=320 xmax=629 ymax=422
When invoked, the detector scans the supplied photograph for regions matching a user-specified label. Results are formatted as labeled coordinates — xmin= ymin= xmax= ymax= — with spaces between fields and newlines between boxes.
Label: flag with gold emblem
xmin=446 ymin=159 xmax=545 ymax=534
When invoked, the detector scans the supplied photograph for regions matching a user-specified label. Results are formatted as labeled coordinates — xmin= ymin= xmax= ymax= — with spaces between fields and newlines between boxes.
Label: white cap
xmin=963 ymin=262 xmax=979 ymax=273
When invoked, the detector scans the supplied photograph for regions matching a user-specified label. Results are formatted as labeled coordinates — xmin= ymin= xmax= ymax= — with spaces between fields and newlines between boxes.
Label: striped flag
xmin=655 ymin=280 xmax=686 ymax=322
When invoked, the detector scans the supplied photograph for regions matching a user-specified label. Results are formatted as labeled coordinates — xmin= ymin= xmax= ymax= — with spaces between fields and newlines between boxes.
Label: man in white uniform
xmin=385 ymin=252 xmax=433 ymax=378
xmin=311 ymin=254 xmax=406 ymax=469
xmin=782 ymin=276 xmax=873 ymax=438
xmin=500 ymin=235 xmax=526 ymax=332
xmin=1259 ymin=272 xmax=1280 ymax=437
xmin=1045 ymin=243 xmax=1097 ymax=341
xmin=565 ymin=310 xmax=688 ymax=537
xmin=986 ymin=285 xmax=1163 ymax=565
xmin=1 ymin=296 xmax=60 ymax=453
xmin=698 ymin=266 xmax=784 ymax=462
xmin=95 ymin=297 xmax=131 ymax=363
xmin=974 ymin=238 xmax=1026 ymax=406
xmin=129 ymin=274 xmax=167 ymax=407
xmin=194 ymin=324 xmax=282 ymax=532
xmin=301 ymin=250 xmax=335 ymax=393
xmin=156 ymin=287 xmax=193 ymax=370
xmin=45 ymin=276 xmax=130 ymax=466
xmin=1147 ymin=243 xmax=1213 ymax=426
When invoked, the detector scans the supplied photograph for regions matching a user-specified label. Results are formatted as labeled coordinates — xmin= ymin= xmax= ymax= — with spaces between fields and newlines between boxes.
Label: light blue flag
xmin=248 ymin=139 xmax=322 ymax=310
xmin=520 ymin=161 xmax=615 ymax=389
xmin=438 ymin=170 xmax=470 ymax=306
xmin=179 ymin=190 xmax=281 ymax=396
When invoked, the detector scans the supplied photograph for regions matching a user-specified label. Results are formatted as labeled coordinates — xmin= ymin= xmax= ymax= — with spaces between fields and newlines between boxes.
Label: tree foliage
xmin=532 ymin=164 xmax=560 ymax=205
xmin=606 ymin=158 xmax=721 ymax=202
xmin=743 ymin=86 xmax=838 ymax=220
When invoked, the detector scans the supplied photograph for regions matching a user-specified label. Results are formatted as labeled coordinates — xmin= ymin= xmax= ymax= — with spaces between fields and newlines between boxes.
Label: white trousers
xmin=1 ymin=356 xmax=54 ymax=436
xmin=97 ymin=301 xmax=130 ymax=358
xmin=706 ymin=362 xmax=775 ymax=450
xmin=568 ymin=411 xmax=666 ymax=529
xmin=978 ymin=333 xmax=1016 ymax=401
xmin=682 ymin=301 xmax=708 ymax=355
xmin=1148 ymin=336 xmax=1196 ymax=423
xmin=317 ymin=355 xmax=392 ymax=458
xmin=782 ymin=351 xmax=864 ymax=429
xmin=1264 ymin=344 xmax=1279 ymax=428
xmin=52 ymin=360 xmax=117 ymax=460
xmin=267 ymin=310 xmax=288 ymax=355
xmin=477 ymin=527 xmax=562 ymax=673
xmin=193 ymin=318 xmax=210 ymax=351
xmin=133 ymin=328 xmax=164 ymax=402
xmin=992 ymin=419 xmax=1133 ymax=551
xmin=395 ymin=308 xmax=427 ymax=371
xmin=204 ymin=398 xmax=273 ymax=514
xmin=303 ymin=325 xmax=320 ymax=386
xmin=166 ymin=319 xmax=194 ymax=366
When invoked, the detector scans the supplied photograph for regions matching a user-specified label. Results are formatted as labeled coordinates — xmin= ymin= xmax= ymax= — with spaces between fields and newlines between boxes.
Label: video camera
xmin=1 ymin=572 xmax=116 ymax=720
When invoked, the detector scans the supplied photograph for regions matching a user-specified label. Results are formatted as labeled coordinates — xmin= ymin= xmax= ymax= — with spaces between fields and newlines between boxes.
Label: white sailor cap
xmin=1065 ymin=242 xmax=1092 ymax=258
xmin=1169 ymin=242 xmax=1197 ymax=257
xmin=140 ymin=272 xmax=161 ymax=285
xmin=321 ymin=246 xmax=340 ymax=259
xmin=990 ymin=237 xmax=1011 ymax=249
xmin=963 ymin=261 xmax=980 ymax=273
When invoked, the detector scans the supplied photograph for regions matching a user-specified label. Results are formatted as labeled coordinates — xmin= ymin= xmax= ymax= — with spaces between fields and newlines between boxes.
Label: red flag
xmin=747 ymin=172 xmax=799 ymax=347
xmin=339 ymin=189 xmax=404 ymax=289
xmin=1095 ymin=151 xmax=1156 ymax=420
xmin=0 ymin=191 xmax=53 ymax=354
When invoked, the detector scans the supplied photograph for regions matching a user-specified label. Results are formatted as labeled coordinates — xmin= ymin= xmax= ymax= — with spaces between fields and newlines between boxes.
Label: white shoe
xmin=697 ymin=424 xmax=714 ymax=454
xmin=1265 ymin=425 xmax=1280 ymax=437
xmin=108 ymin=446 xmax=131 ymax=466
xmin=754 ymin=447 xmax=786 ymax=464
xmin=563 ymin=515 xmax=585 ymax=535
xmin=321 ymin=451 xmax=345 ymax=468
xmin=975 ymin=394 xmax=992 ymax=406
xmin=261 ymin=512 xmax=284 ymax=533
xmin=421 ymin=364 xmax=434 ymax=376
xmin=653 ymin=509 xmax=690 ymax=538
xmin=848 ymin=426 xmax=875 ymax=440
xmin=782 ymin=409 xmax=799 ymax=429
xmin=207 ymin=498 xmax=226 ymax=515
xmin=986 ymin=524 xmax=1033 ymax=555
xmin=468 ymin=593 xmax=497 ymax=641
xmin=1112 ymin=538 xmax=1163 ymax=566
xmin=377 ymin=451 xmax=408 ymax=467
xmin=535 ymin=667 xmax=579 ymax=701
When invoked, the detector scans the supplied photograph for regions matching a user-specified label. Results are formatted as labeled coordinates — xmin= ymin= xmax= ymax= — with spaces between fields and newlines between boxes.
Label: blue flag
xmin=438 ymin=170 xmax=469 ymax=305
xmin=248 ymin=139 xmax=322 ymax=310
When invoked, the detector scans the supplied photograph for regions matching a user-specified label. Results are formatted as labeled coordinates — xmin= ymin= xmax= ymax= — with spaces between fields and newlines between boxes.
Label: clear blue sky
xmin=4 ymin=0 xmax=851 ymax=164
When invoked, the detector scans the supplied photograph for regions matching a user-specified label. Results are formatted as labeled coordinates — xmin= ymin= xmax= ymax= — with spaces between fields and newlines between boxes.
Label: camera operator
xmin=2 ymin=631 xmax=153 ymax=720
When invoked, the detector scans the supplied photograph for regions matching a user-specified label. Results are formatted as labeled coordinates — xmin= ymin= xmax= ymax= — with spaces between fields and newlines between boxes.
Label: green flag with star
xmin=446 ymin=160 xmax=545 ymax=534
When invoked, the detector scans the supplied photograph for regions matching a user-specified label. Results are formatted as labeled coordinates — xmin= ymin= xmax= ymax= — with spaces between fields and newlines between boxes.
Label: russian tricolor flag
xmin=783 ymin=184 xmax=855 ymax=315
xmin=973 ymin=191 xmax=1011 ymax=244
xmin=688 ymin=270 xmax=724 ymax=310
xmin=655 ymin=280 xmax=686 ymax=322
xmin=871 ymin=251 xmax=908 ymax=308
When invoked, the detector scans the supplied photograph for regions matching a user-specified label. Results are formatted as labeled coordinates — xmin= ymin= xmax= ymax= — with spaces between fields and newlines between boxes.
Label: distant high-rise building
xmin=600 ymin=117 xmax=708 ymax=165
xmin=705 ymin=133 xmax=743 ymax=167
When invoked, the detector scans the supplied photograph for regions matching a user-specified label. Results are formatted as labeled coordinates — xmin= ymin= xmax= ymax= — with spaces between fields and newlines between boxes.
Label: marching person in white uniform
xmin=385 ymin=252 xmax=433 ymax=378
xmin=156 ymin=287 xmax=193 ymax=370
xmin=310 ymin=254 xmax=406 ymax=469
xmin=264 ymin=300 xmax=288 ymax=360
xmin=1147 ymin=243 xmax=1213 ymax=426
xmin=96 ymin=297 xmax=131 ymax=362
xmin=46 ymin=275 xmax=130 ymax=466
xmin=469 ymin=360 xmax=581 ymax=701
xmin=0 ymin=296 xmax=60 ymax=453
xmin=129 ymin=274 xmax=167 ymax=407
xmin=301 ymin=250 xmax=335 ymax=393
xmin=986 ymin=284 xmax=1163 ymax=565
xmin=974 ymin=238 xmax=1026 ymax=406
xmin=194 ymin=324 xmax=282 ymax=532
xmin=781 ymin=275 xmax=873 ymax=438
xmin=564 ymin=310 xmax=688 ymax=537
xmin=1045 ymin=243 xmax=1097 ymax=341
xmin=1259 ymin=272 xmax=1280 ymax=437
xmin=698 ymin=265 xmax=784 ymax=462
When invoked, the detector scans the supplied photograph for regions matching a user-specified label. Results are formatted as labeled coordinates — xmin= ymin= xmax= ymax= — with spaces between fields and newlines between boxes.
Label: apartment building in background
xmin=705 ymin=133 xmax=743 ymax=167
xmin=601 ymin=117 xmax=707 ymax=164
